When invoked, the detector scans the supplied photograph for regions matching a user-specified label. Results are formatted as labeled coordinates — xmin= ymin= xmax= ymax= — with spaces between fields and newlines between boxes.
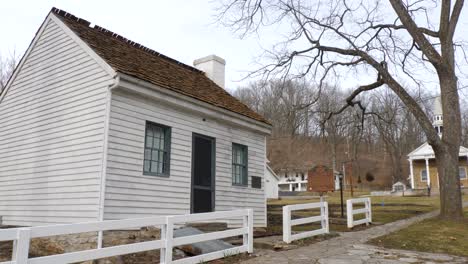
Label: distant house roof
xmin=408 ymin=142 xmax=468 ymax=159
xmin=51 ymin=8 xmax=270 ymax=125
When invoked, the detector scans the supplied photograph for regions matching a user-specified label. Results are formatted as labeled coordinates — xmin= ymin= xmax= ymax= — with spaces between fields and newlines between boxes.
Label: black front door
xmin=191 ymin=133 xmax=215 ymax=213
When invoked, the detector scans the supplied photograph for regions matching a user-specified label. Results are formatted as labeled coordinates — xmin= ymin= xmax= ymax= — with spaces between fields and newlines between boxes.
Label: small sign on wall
xmin=251 ymin=176 xmax=262 ymax=189
xmin=308 ymin=165 xmax=335 ymax=193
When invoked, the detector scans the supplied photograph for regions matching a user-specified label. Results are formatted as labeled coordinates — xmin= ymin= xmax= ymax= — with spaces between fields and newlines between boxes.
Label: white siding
xmin=0 ymin=18 xmax=114 ymax=226
xmin=104 ymin=90 xmax=267 ymax=226
xmin=265 ymin=167 xmax=279 ymax=199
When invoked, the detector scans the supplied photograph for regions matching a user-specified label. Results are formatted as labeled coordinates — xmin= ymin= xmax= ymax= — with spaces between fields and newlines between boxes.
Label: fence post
xmin=164 ymin=217 xmax=174 ymax=264
xmin=367 ymin=198 xmax=372 ymax=224
xmin=346 ymin=200 xmax=353 ymax=228
xmin=324 ymin=202 xmax=329 ymax=233
xmin=12 ymin=228 xmax=31 ymax=264
xmin=160 ymin=222 xmax=167 ymax=264
xmin=247 ymin=209 xmax=254 ymax=253
xmin=282 ymin=206 xmax=291 ymax=243
xmin=242 ymin=212 xmax=248 ymax=251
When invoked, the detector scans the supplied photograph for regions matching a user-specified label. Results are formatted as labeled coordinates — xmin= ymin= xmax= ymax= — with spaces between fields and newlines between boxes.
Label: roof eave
xmin=117 ymin=72 xmax=272 ymax=134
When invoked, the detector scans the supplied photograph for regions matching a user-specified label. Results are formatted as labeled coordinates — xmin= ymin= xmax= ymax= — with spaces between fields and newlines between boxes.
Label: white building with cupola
xmin=407 ymin=97 xmax=468 ymax=190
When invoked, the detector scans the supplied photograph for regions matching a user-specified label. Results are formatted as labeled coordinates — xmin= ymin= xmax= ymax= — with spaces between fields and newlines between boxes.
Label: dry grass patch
xmin=369 ymin=208 xmax=468 ymax=257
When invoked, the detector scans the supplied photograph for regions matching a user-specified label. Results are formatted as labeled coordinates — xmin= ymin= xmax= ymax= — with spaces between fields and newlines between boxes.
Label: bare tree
xmin=370 ymin=90 xmax=425 ymax=184
xmin=0 ymin=52 xmax=16 ymax=92
xmin=235 ymin=79 xmax=316 ymax=136
xmin=314 ymin=86 xmax=351 ymax=172
xmin=219 ymin=0 xmax=466 ymax=218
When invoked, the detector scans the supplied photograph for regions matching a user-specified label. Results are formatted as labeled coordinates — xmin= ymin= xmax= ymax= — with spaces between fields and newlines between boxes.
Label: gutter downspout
xmin=97 ymin=74 xmax=120 ymax=248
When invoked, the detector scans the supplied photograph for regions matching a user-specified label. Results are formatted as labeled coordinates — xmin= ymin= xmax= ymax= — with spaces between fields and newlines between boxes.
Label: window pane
xmin=242 ymin=166 xmax=247 ymax=185
xmin=421 ymin=170 xmax=427 ymax=181
xmin=232 ymin=144 xmax=248 ymax=185
xmin=158 ymin=162 xmax=164 ymax=174
xmin=459 ymin=167 xmax=466 ymax=179
xmin=144 ymin=149 xmax=151 ymax=160
xmin=153 ymin=136 xmax=161 ymax=149
xmin=144 ymin=122 xmax=171 ymax=175
xmin=152 ymin=150 xmax=159 ymax=161
xmin=146 ymin=136 xmax=153 ymax=148
xmin=233 ymin=165 xmax=237 ymax=184
xmin=154 ymin=126 xmax=163 ymax=137
xmin=144 ymin=160 xmax=150 ymax=172
xmin=151 ymin=161 xmax=158 ymax=173
xmin=159 ymin=135 xmax=165 ymax=149
xmin=159 ymin=151 xmax=164 ymax=165
xmin=146 ymin=127 xmax=153 ymax=137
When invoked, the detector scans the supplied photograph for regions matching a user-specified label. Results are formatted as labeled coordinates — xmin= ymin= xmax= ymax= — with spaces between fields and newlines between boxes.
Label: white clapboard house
xmin=0 ymin=8 xmax=272 ymax=227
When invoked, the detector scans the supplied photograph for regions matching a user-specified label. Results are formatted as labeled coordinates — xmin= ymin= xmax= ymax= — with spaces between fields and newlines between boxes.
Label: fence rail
xmin=346 ymin=197 xmax=372 ymax=228
xmin=282 ymin=202 xmax=329 ymax=244
xmin=0 ymin=209 xmax=254 ymax=264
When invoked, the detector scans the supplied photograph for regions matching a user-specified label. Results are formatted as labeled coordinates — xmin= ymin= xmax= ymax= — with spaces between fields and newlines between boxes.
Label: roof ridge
xmin=50 ymin=7 xmax=203 ymax=73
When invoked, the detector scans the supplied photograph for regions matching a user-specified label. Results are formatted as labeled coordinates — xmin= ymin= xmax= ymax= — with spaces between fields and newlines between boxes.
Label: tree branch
xmin=448 ymin=0 xmax=465 ymax=41
xmin=327 ymin=80 xmax=384 ymax=120
xmin=371 ymin=24 xmax=439 ymax=38
xmin=389 ymin=0 xmax=442 ymax=66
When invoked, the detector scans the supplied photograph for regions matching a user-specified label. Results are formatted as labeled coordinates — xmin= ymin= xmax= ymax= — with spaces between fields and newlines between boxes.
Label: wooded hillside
xmin=234 ymin=79 xmax=468 ymax=189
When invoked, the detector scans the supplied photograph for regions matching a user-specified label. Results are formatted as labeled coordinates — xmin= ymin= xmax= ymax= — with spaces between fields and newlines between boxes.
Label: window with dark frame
xmin=459 ymin=167 xmax=467 ymax=179
xmin=421 ymin=169 xmax=428 ymax=181
xmin=232 ymin=143 xmax=248 ymax=186
xmin=143 ymin=121 xmax=171 ymax=176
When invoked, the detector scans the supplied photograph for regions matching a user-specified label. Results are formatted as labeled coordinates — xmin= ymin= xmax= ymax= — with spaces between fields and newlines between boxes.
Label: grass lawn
xmin=267 ymin=191 xmax=468 ymax=234
xmin=369 ymin=208 xmax=468 ymax=257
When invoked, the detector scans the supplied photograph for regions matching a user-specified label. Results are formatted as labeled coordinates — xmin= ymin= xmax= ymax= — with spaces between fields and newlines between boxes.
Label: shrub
xmin=365 ymin=172 xmax=375 ymax=183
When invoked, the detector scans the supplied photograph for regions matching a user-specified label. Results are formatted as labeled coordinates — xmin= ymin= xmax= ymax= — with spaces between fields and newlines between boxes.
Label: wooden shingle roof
xmin=51 ymin=8 xmax=270 ymax=125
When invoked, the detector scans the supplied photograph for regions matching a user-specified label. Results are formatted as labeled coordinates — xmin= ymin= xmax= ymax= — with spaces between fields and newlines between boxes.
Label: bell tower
xmin=433 ymin=96 xmax=443 ymax=137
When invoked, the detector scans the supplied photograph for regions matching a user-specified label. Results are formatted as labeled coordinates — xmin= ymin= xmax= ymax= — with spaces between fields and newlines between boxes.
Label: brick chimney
xmin=193 ymin=55 xmax=226 ymax=89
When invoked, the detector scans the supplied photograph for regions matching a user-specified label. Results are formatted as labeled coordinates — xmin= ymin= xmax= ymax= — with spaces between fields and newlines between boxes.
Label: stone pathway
xmin=244 ymin=202 xmax=468 ymax=264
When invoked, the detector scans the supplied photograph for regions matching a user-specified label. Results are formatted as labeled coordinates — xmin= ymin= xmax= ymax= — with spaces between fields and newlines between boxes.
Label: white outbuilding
xmin=392 ymin=181 xmax=407 ymax=192
xmin=264 ymin=164 xmax=279 ymax=199
xmin=0 ymin=8 xmax=272 ymax=227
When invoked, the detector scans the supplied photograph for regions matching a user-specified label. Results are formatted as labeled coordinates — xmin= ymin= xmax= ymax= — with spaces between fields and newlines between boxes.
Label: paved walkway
xmin=245 ymin=202 xmax=468 ymax=264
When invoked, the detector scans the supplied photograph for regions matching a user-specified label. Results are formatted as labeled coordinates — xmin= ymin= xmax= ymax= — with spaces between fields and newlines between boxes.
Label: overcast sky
xmin=1 ymin=0 xmax=468 ymax=101
xmin=0 ymin=0 xmax=278 ymax=91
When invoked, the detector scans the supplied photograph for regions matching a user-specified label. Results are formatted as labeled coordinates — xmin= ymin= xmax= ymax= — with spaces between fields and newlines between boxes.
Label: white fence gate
xmin=346 ymin=197 xmax=372 ymax=228
xmin=282 ymin=202 xmax=329 ymax=244
xmin=0 ymin=209 xmax=253 ymax=264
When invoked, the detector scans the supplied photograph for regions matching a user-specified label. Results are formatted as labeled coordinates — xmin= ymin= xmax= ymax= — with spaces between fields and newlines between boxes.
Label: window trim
xmin=232 ymin=143 xmax=248 ymax=187
xmin=459 ymin=167 xmax=467 ymax=180
xmin=420 ymin=169 xmax=428 ymax=182
xmin=143 ymin=121 xmax=171 ymax=177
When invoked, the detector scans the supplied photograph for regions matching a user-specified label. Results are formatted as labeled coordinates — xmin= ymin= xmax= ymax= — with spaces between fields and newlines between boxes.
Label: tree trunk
xmin=434 ymin=19 xmax=464 ymax=218
xmin=331 ymin=141 xmax=337 ymax=172
xmin=434 ymin=66 xmax=463 ymax=219
xmin=434 ymin=146 xmax=463 ymax=219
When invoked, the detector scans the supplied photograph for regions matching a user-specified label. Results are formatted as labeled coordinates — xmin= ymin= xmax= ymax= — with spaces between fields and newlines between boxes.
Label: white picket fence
xmin=282 ymin=202 xmax=329 ymax=243
xmin=0 ymin=209 xmax=253 ymax=264
xmin=346 ymin=197 xmax=372 ymax=228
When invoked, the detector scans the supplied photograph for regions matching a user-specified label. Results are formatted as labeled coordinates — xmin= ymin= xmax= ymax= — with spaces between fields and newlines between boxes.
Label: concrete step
xmin=173 ymin=227 xmax=234 ymax=256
